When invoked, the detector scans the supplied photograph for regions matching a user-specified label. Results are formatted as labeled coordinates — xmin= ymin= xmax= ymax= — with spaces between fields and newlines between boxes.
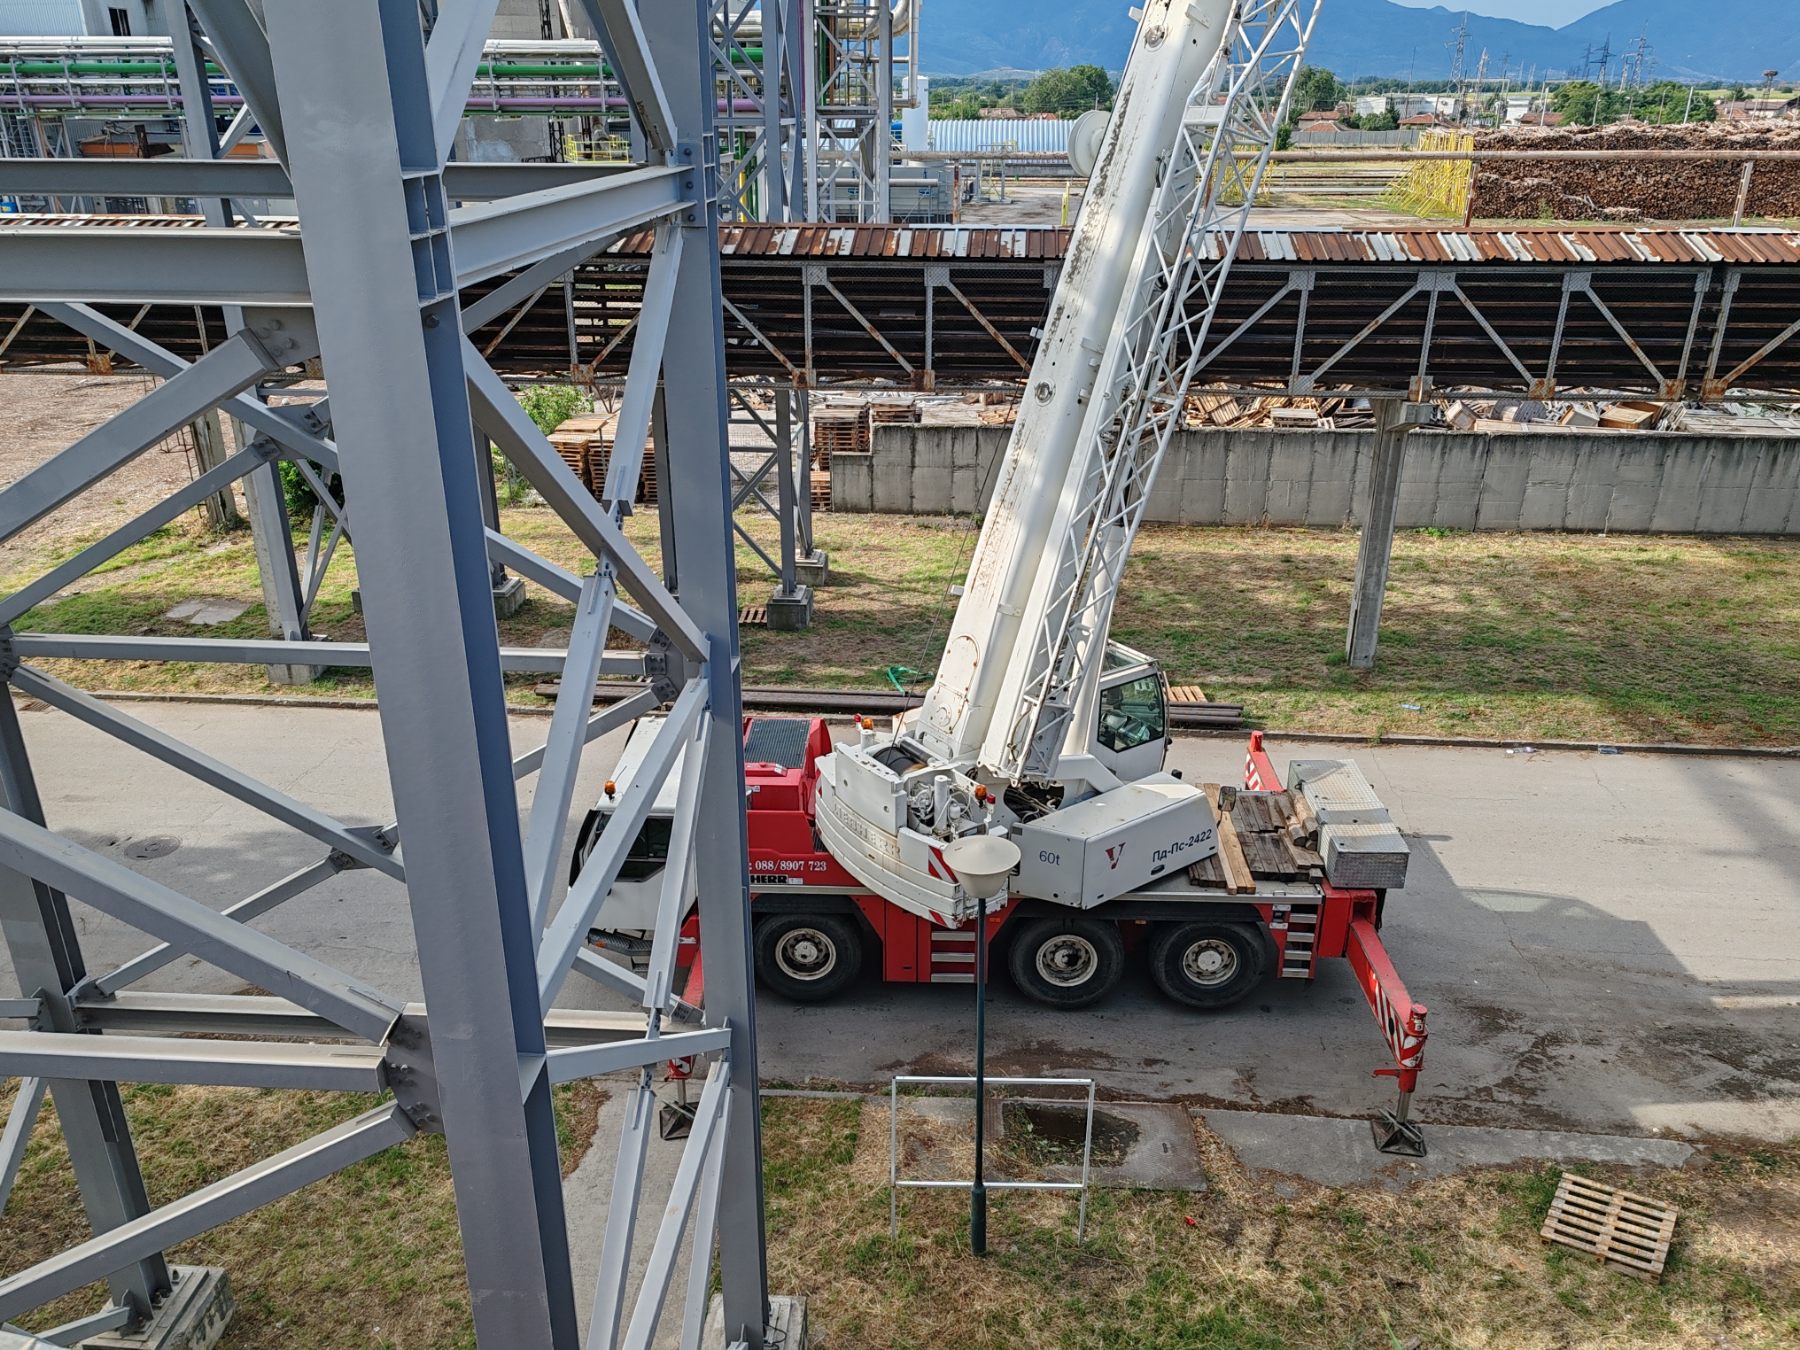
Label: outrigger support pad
xmin=1371 ymin=1090 xmax=1427 ymax=1157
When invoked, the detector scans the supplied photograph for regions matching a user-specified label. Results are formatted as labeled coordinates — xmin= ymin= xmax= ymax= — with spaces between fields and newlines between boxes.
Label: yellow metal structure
xmin=1389 ymin=131 xmax=1474 ymax=219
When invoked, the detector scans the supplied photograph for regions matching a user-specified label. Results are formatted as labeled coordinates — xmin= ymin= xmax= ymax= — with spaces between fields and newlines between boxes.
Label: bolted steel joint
xmin=382 ymin=1013 xmax=443 ymax=1133
xmin=0 ymin=626 xmax=18 ymax=680
xmin=642 ymin=631 xmax=689 ymax=705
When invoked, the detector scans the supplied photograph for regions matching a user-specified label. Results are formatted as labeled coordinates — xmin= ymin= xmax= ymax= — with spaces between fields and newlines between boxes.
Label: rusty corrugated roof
xmin=9 ymin=215 xmax=1800 ymax=267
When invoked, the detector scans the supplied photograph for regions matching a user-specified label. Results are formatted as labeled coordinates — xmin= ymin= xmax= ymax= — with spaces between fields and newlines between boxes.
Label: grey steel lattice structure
xmin=0 ymin=2 xmax=769 ymax=1347
xmin=813 ymin=0 xmax=918 ymax=222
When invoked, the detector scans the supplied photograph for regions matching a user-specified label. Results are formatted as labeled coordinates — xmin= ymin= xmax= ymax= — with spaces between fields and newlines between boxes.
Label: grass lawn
xmin=0 ymin=1076 xmax=603 ymax=1348
xmin=3 ymin=1083 xmax=1795 ymax=1348
xmin=6 ymin=507 xmax=1798 ymax=746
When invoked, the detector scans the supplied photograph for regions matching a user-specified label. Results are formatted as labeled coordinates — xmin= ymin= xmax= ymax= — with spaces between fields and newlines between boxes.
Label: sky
xmin=1387 ymin=0 xmax=1612 ymax=26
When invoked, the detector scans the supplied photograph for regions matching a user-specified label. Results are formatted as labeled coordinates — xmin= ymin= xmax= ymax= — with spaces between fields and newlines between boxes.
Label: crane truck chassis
xmin=574 ymin=0 xmax=1436 ymax=1154
xmin=574 ymin=697 xmax=1432 ymax=1156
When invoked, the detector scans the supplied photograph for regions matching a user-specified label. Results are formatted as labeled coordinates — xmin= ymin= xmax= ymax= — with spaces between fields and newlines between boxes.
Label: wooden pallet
xmin=739 ymin=605 xmax=768 ymax=627
xmin=1167 ymin=684 xmax=1212 ymax=706
xmin=1540 ymin=1173 xmax=1678 ymax=1282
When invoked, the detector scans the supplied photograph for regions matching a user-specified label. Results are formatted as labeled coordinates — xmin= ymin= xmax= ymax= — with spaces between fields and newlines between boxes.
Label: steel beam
xmin=544 ymin=1025 xmax=731 ymax=1084
xmin=0 ymin=806 xmax=401 ymax=1043
xmin=0 ymin=1031 xmax=387 ymax=1093
xmin=188 ymin=0 xmax=289 ymax=167
xmin=0 ymin=440 xmax=277 ymax=628
xmin=578 ymin=0 xmax=679 ymax=157
xmin=0 ymin=157 xmax=620 ymax=202
xmin=642 ymin=3 xmax=769 ymax=1340
xmin=0 ymin=1075 xmax=46 ymax=1214
xmin=0 ymin=331 xmax=274 ymax=543
xmin=0 ymin=1103 xmax=416 ymax=1323
xmin=0 ymin=694 xmax=168 ymax=1315
xmin=585 ymin=1074 xmax=656 ymax=1350
xmin=521 ymin=569 xmax=618 ymax=926
xmin=537 ymin=678 xmax=707 ymax=1015
xmin=88 ymin=855 xmax=346 ymax=997
xmin=6 ymin=633 xmax=645 ymax=677
xmin=9 ymin=668 xmax=401 ymax=879
xmin=601 ymin=226 xmax=684 ymax=507
xmin=449 ymin=166 xmax=689 ymax=286
xmin=0 ymin=226 xmax=310 ymax=306
xmin=464 ymin=339 xmax=707 ymax=660
xmin=264 ymin=1 xmax=581 ymax=1340
xmin=621 ymin=1060 xmax=730 ymax=1350
xmin=426 ymin=0 xmax=505 ymax=163
xmin=36 ymin=305 xmax=338 ymax=469
xmin=1346 ymin=400 xmax=1434 ymax=670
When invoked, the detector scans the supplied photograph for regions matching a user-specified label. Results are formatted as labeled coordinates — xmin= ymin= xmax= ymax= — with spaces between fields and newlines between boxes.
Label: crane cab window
xmin=1097 ymin=674 xmax=1165 ymax=753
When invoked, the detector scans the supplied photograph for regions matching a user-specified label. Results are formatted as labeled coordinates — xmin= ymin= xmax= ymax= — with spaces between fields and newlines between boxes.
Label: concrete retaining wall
xmin=834 ymin=426 xmax=1800 ymax=534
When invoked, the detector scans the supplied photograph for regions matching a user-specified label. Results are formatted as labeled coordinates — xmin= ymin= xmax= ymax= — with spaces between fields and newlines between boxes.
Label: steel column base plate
xmin=84 ymin=1267 xmax=233 ymax=1350
xmin=1371 ymin=1110 xmax=1427 ymax=1158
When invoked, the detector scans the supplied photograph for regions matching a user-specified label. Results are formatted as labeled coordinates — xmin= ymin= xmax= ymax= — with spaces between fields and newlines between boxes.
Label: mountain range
xmin=922 ymin=1 xmax=1800 ymax=83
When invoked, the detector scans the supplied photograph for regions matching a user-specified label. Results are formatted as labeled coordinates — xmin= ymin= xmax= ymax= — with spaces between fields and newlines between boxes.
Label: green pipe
xmin=6 ymin=50 xmax=763 ymax=78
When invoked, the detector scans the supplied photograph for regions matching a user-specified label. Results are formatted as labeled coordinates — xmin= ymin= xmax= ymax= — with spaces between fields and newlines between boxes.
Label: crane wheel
xmin=753 ymin=913 xmax=863 ymax=1002
xmin=1006 ymin=917 xmax=1125 ymax=1009
xmin=1148 ymin=921 xmax=1267 ymax=1010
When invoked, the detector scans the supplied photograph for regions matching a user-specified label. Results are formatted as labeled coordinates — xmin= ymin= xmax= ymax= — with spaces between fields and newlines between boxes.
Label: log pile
xmin=1470 ymin=124 xmax=1800 ymax=223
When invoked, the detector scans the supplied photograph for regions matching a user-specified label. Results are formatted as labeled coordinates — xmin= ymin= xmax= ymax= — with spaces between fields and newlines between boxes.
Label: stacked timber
xmin=812 ymin=403 xmax=871 ymax=468
xmin=1470 ymin=124 xmax=1800 ymax=222
xmin=869 ymin=398 xmax=923 ymax=426
xmin=547 ymin=414 xmax=608 ymax=499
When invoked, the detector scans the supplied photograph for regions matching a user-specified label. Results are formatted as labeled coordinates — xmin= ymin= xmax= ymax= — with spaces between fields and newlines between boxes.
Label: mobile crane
xmin=576 ymin=0 xmax=1432 ymax=1153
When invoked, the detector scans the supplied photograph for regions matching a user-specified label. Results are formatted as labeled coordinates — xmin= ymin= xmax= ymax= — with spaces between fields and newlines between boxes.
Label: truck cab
xmin=1092 ymin=641 xmax=1171 ymax=783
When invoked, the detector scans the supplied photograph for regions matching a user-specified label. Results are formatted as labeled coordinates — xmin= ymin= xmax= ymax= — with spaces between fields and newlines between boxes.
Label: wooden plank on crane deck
xmin=1201 ymin=784 xmax=1256 ymax=895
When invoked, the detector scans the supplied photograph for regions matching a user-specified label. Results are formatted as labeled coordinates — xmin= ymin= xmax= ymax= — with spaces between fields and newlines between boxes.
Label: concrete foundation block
xmin=795 ymin=549 xmax=830 ymax=587
xmin=492 ymin=573 xmax=527 ymax=619
xmin=766 ymin=586 xmax=814 ymax=631
xmin=86 ymin=1267 xmax=233 ymax=1350
xmin=704 ymin=1293 xmax=808 ymax=1349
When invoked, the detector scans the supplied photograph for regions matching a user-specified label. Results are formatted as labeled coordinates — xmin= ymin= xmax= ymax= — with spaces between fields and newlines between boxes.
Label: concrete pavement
xmin=4 ymin=699 xmax=1797 ymax=1146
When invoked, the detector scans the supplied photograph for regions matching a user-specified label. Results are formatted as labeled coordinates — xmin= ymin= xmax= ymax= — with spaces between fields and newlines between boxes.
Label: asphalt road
xmin=5 ymin=699 xmax=1797 ymax=1141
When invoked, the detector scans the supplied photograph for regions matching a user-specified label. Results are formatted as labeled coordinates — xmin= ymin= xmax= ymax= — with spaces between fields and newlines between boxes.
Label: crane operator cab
xmin=1092 ymin=641 xmax=1172 ymax=784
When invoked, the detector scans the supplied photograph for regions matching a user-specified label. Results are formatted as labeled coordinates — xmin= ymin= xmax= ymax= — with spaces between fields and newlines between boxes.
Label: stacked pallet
xmin=548 ymin=414 xmax=608 ymax=499
xmin=1470 ymin=124 xmax=1800 ymax=222
xmin=869 ymin=398 xmax=922 ymax=427
xmin=599 ymin=414 xmax=658 ymax=505
xmin=1184 ymin=392 xmax=1378 ymax=432
xmin=812 ymin=404 xmax=871 ymax=468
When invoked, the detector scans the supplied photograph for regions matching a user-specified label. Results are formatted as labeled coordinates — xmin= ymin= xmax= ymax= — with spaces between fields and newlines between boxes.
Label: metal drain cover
xmin=123 ymin=835 xmax=182 ymax=860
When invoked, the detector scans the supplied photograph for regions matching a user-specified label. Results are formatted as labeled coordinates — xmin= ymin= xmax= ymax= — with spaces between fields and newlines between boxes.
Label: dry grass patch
xmin=767 ymin=1097 xmax=1800 ymax=1350
xmin=7 ymin=508 xmax=1800 ymax=746
xmin=0 ymin=1077 xmax=603 ymax=1348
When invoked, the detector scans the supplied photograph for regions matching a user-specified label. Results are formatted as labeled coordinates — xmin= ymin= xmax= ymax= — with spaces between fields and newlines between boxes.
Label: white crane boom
xmin=916 ymin=0 xmax=1322 ymax=785
xmin=811 ymin=1 xmax=1323 ymax=923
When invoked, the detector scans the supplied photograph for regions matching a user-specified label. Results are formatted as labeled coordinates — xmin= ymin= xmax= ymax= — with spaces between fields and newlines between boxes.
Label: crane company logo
xmin=1105 ymin=843 xmax=1126 ymax=870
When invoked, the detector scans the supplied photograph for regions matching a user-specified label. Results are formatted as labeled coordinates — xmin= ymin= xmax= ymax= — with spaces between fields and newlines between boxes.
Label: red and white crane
xmin=580 ymin=1 xmax=1432 ymax=1154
